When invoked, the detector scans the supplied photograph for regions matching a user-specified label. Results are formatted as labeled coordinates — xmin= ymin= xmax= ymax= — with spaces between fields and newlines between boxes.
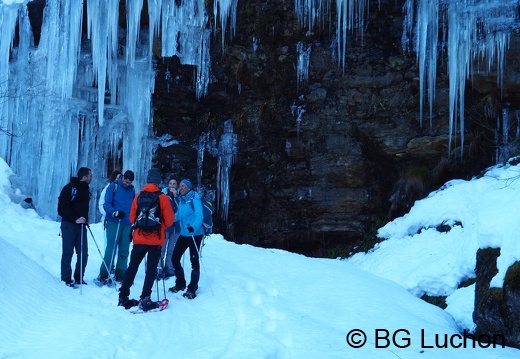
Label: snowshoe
xmin=130 ymin=298 xmax=169 ymax=314
xmin=118 ymin=296 xmax=139 ymax=310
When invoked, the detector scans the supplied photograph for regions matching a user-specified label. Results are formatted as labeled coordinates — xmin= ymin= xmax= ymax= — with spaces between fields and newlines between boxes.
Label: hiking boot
xmin=64 ymin=280 xmax=76 ymax=288
xmin=139 ymin=296 xmax=159 ymax=311
xmin=168 ymin=285 xmax=186 ymax=293
xmin=182 ymin=290 xmax=197 ymax=299
xmin=118 ymin=296 xmax=139 ymax=310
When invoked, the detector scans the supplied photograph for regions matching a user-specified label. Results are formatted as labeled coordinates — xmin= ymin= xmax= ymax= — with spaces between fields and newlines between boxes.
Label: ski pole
xmin=191 ymin=235 xmax=214 ymax=296
xmin=80 ymin=224 xmax=84 ymax=295
xmin=87 ymin=224 xmax=117 ymax=291
xmin=158 ymin=251 xmax=167 ymax=300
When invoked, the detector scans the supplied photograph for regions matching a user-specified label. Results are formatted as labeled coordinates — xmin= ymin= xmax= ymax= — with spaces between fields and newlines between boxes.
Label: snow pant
xmin=99 ymin=221 xmax=132 ymax=279
xmin=171 ymin=234 xmax=203 ymax=292
xmin=60 ymin=221 xmax=88 ymax=282
xmin=119 ymin=244 xmax=161 ymax=299
xmin=160 ymin=229 xmax=180 ymax=276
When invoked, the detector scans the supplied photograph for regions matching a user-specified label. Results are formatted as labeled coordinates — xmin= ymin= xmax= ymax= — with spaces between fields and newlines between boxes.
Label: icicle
xmin=297 ymin=42 xmax=312 ymax=91
xmin=126 ymin=0 xmax=144 ymax=69
xmin=161 ymin=0 xmax=211 ymax=99
xmin=0 ymin=5 xmax=20 ymax=158
xmin=217 ymin=120 xmax=237 ymax=223
xmin=408 ymin=0 xmax=520 ymax=157
xmin=87 ymin=0 xmax=119 ymax=126
xmin=196 ymin=132 xmax=208 ymax=190
xmin=213 ymin=0 xmax=238 ymax=51
xmin=502 ymin=108 xmax=509 ymax=145
xmin=516 ymin=110 xmax=520 ymax=139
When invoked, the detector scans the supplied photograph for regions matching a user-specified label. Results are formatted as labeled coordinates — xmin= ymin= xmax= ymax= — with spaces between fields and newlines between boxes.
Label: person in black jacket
xmin=58 ymin=167 xmax=92 ymax=287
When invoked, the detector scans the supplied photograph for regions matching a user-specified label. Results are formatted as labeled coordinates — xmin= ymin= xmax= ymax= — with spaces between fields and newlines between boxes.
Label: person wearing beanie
xmin=146 ymin=168 xmax=162 ymax=185
xmin=168 ymin=178 xmax=204 ymax=299
xmin=118 ymin=169 xmax=174 ymax=311
xmin=96 ymin=169 xmax=135 ymax=286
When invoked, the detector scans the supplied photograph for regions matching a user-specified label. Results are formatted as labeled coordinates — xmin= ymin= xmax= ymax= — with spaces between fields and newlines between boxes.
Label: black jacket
xmin=58 ymin=177 xmax=91 ymax=224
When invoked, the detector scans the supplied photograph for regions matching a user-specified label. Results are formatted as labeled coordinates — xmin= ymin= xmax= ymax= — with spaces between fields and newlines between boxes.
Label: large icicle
xmin=5 ymin=0 xmax=85 ymax=219
xmin=86 ymin=0 xmax=119 ymax=126
xmin=0 ymin=5 xmax=19 ymax=158
xmin=126 ymin=0 xmax=144 ymax=69
xmin=161 ymin=0 xmax=211 ymax=99
xmin=213 ymin=0 xmax=238 ymax=51
xmin=217 ymin=120 xmax=237 ymax=223
xmin=404 ymin=0 xmax=520 ymax=156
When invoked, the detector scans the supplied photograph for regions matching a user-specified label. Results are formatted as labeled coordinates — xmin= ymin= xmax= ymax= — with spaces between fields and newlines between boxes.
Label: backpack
xmin=190 ymin=195 xmax=214 ymax=236
xmin=134 ymin=191 xmax=162 ymax=235
xmin=57 ymin=186 xmax=77 ymax=217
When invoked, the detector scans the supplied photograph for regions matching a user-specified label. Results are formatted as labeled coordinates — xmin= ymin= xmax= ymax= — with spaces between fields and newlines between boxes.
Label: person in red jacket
xmin=118 ymin=168 xmax=174 ymax=311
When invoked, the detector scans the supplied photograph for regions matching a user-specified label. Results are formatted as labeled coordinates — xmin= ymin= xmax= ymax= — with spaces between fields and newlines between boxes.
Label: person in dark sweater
xmin=58 ymin=167 xmax=92 ymax=287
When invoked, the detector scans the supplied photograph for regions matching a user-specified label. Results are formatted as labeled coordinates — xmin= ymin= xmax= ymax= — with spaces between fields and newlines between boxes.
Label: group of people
xmin=58 ymin=166 xmax=206 ymax=311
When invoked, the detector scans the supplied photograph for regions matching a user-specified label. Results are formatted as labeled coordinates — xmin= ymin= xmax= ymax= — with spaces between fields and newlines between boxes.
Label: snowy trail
xmin=1 ymin=218 xmax=519 ymax=358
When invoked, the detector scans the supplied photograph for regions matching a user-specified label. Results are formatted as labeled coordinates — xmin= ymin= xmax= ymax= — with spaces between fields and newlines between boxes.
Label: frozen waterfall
xmin=0 ymin=0 xmax=239 ymax=221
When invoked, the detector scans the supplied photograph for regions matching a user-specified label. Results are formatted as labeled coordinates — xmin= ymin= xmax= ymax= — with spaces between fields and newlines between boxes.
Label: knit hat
xmin=181 ymin=179 xmax=193 ymax=190
xmin=146 ymin=169 xmax=162 ymax=185
xmin=123 ymin=170 xmax=134 ymax=181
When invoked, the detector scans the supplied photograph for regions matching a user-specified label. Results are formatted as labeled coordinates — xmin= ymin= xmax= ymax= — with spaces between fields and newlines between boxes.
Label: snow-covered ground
xmin=0 ymin=156 xmax=519 ymax=358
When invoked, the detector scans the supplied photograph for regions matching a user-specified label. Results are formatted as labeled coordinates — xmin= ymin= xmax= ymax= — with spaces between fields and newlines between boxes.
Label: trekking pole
xmin=191 ymin=235 xmax=214 ymax=295
xmin=107 ymin=219 xmax=121 ymax=285
xmin=86 ymin=225 xmax=117 ymax=292
xmin=80 ymin=224 xmax=84 ymax=295
xmin=158 ymin=253 xmax=167 ymax=300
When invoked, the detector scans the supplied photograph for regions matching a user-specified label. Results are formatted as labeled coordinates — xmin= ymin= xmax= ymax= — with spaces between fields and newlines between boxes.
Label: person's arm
xmin=129 ymin=193 xmax=139 ymax=224
xmin=98 ymin=185 xmax=107 ymax=216
xmin=160 ymin=194 xmax=175 ymax=228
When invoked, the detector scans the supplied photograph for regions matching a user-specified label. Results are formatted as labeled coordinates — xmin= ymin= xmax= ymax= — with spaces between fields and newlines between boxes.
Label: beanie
xmin=123 ymin=170 xmax=135 ymax=181
xmin=146 ymin=169 xmax=162 ymax=185
xmin=181 ymin=179 xmax=193 ymax=190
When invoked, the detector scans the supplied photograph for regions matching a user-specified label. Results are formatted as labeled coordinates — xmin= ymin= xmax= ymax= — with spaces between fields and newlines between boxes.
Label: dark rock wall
xmin=474 ymin=248 xmax=520 ymax=348
xmin=152 ymin=0 xmax=519 ymax=256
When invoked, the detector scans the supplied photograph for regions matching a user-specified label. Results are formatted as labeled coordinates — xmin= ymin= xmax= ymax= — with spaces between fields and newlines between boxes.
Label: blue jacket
xmin=103 ymin=178 xmax=135 ymax=226
xmin=177 ymin=190 xmax=204 ymax=236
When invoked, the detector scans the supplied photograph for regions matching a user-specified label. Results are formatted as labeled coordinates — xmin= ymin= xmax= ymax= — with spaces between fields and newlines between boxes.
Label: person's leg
xmin=119 ymin=244 xmax=147 ymax=298
xmin=140 ymin=245 xmax=162 ymax=299
xmin=159 ymin=232 xmax=170 ymax=276
xmin=186 ymin=235 xmax=203 ymax=293
xmin=60 ymin=222 xmax=76 ymax=282
xmin=74 ymin=225 xmax=88 ymax=282
xmin=115 ymin=224 xmax=131 ymax=279
xmin=171 ymin=235 xmax=189 ymax=289
xmin=164 ymin=230 xmax=180 ymax=276
xmin=99 ymin=221 xmax=118 ymax=277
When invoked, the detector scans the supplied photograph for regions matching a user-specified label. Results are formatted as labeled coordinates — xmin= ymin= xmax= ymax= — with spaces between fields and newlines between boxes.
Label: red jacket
xmin=130 ymin=184 xmax=174 ymax=246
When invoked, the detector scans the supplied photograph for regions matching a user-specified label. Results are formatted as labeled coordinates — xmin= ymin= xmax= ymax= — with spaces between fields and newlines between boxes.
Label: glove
xmin=187 ymin=224 xmax=194 ymax=233
xmin=113 ymin=211 xmax=125 ymax=219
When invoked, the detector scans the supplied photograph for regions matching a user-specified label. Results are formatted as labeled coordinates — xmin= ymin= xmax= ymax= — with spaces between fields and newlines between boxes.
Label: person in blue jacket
xmin=96 ymin=170 xmax=136 ymax=284
xmin=168 ymin=179 xmax=204 ymax=299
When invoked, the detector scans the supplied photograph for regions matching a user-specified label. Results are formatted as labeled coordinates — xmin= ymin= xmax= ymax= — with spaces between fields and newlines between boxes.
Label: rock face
xmin=153 ymin=0 xmax=519 ymax=256
xmin=474 ymin=248 xmax=520 ymax=349
xmin=151 ymin=0 xmax=520 ymax=343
